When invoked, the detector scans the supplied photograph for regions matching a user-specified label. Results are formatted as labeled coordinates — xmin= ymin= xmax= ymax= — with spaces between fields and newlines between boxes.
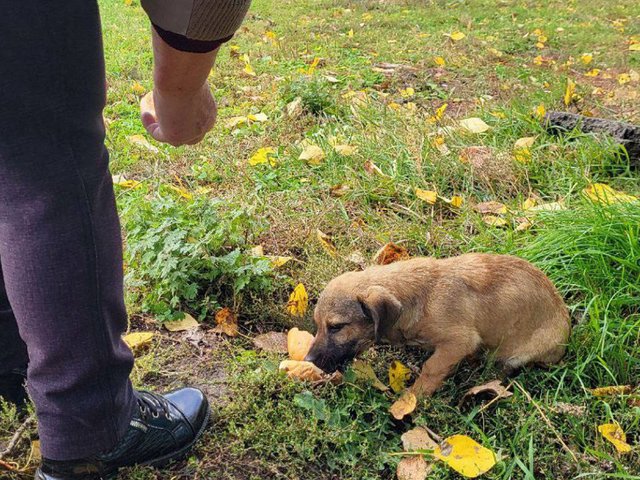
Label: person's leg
xmin=0 ymin=1 xmax=135 ymax=459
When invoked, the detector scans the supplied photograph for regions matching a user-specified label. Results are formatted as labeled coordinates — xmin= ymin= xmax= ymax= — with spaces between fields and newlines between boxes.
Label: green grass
xmin=1 ymin=0 xmax=639 ymax=478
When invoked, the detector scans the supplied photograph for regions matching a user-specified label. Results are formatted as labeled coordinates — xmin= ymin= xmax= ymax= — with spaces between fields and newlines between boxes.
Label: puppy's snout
xmin=303 ymin=351 xmax=318 ymax=364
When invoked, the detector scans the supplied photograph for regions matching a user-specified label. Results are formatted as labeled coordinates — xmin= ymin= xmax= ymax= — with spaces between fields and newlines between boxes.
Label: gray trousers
xmin=0 ymin=1 xmax=136 ymax=460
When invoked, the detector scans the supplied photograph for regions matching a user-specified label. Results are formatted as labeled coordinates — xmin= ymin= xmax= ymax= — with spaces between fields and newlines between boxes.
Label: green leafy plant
xmin=121 ymin=192 xmax=274 ymax=320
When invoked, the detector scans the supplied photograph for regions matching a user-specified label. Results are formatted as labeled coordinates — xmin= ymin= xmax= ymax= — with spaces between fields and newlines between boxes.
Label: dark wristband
xmin=152 ymin=23 xmax=233 ymax=53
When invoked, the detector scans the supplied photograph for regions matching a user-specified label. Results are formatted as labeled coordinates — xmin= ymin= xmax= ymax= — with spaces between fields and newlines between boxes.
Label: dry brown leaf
xmin=330 ymin=183 xmax=350 ymax=197
xmin=459 ymin=380 xmax=513 ymax=407
xmin=279 ymin=360 xmax=343 ymax=385
xmin=397 ymin=456 xmax=431 ymax=480
xmin=213 ymin=307 xmax=239 ymax=337
xmin=474 ymin=201 xmax=507 ymax=215
xmin=279 ymin=360 xmax=325 ymax=381
xmin=401 ymin=427 xmax=438 ymax=451
xmin=363 ymin=160 xmax=388 ymax=177
xmin=253 ymin=332 xmax=288 ymax=354
xmin=373 ymin=242 xmax=410 ymax=265
xmin=285 ymin=97 xmax=304 ymax=118
xmin=390 ymin=391 xmax=418 ymax=419
xmin=287 ymin=327 xmax=315 ymax=361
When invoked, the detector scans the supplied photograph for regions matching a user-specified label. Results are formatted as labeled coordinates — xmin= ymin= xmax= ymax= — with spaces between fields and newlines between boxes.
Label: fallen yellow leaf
xmin=618 ymin=73 xmax=631 ymax=85
xmin=448 ymin=31 xmax=466 ymax=41
xmin=591 ymin=385 xmax=633 ymax=397
xmin=400 ymin=87 xmax=415 ymax=98
xmin=123 ymin=332 xmax=154 ymax=353
xmin=334 ymin=144 xmax=358 ymax=156
xmin=112 ymin=176 xmax=141 ymax=189
xmin=287 ymin=327 xmax=315 ymax=360
xmin=352 ymin=359 xmax=389 ymax=391
xmin=585 ymin=68 xmax=601 ymax=77
xmin=429 ymin=103 xmax=448 ymax=123
xmin=316 ymin=229 xmax=338 ymax=257
xmin=598 ymin=423 xmax=632 ymax=454
xmin=287 ymin=284 xmax=309 ymax=318
xmin=434 ymin=56 xmax=446 ymax=67
xmin=168 ymin=184 xmax=193 ymax=200
xmin=389 ymin=360 xmax=411 ymax=393
xmin=449 ymin=195 xmax=464 ymax=208
xmin=580 ymin=53 xmax=593 ymax=65
xmin=482 ymin=215 xmax=508 ymax=227
xmin=434 ymin=435 xmax=497 ymax=478
xmin=564 ymin=78 xmax=576 ymax=106
xmin=630 ymin=43 xmax=640 ymax=52
xmin=225 ymin=116 xmax=248 ymax=128
xmin=460 ymin=118 xmax=490 ymax=134
xmin=415 ymin=188 xmax=438 ymax=205
xmin=583 ymin=183 xmax=638 ymax=205
xmin=268 ymin=255 xmax=293 ymax=268
xmin=474 ymin=201 xmax=507 ymax=215
xmin=213 ymin=307 xmax=238 ymax=337
xmin=534 ymin=104 xmax=546 ymax=119
xmin=247 ymin=112 xmax=269 ymax=122
xmin=300 ymin=145 xmax=326 ymax=165
xmin=164 ymin=313 xmax=199 ymax=332
xmin=249 ymin=147 xmax=277 ymax=166
xmin=389 ymin=391 xmax=417 ymax=419
xmin=514 ymin=136 xmax=537 ymax=150
xmin=127 ymin=134 xmax=159 ymax=153
xmin=131 ymin=81 xmax=145 ymax=95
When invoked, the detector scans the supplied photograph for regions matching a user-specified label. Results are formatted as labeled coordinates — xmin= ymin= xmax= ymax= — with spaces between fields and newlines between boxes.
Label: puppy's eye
xmin=328 ymin=324 xmax=347 ymax=333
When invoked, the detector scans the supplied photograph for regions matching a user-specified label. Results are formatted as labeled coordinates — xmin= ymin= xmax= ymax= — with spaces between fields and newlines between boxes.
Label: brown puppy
xmin=305 ymin=253 xmax=570 ymax=397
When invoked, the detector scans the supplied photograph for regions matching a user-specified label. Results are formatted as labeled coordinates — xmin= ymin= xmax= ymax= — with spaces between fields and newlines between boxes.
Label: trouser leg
xmin=0 ymin=0 xmax=136 ymax=460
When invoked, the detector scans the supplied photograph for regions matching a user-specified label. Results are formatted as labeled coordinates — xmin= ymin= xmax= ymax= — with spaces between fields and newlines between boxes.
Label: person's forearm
xmin=152 ymin=29 xmax=218 ymax=96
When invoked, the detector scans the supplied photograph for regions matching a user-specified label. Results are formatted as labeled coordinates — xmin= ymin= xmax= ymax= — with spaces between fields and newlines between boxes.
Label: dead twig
xmin=513 ymin=381 xmax=579 ymax=464
xmin=0 ymin=415 xmax=35 ymax=461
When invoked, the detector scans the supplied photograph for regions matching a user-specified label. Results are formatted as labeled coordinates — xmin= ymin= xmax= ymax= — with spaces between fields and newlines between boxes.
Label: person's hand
xmin=140 ymin=86 xmax=217 ymax=147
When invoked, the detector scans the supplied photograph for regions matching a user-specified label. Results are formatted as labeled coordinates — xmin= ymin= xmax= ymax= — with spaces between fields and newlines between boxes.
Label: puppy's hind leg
xmin=409 ymin=338 xmax=480 ymax=398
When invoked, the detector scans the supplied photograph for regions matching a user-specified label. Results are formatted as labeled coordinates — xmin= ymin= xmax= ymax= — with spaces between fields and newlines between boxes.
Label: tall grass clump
xmin=514 ymin=200 xmax=640 ymax=387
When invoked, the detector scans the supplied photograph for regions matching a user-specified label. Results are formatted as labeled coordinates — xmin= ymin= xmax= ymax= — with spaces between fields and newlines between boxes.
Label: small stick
xmin=513 ymin=381 xmax=579 ymax=464
xmin=0 ymin=415 xmax=35 ymax=461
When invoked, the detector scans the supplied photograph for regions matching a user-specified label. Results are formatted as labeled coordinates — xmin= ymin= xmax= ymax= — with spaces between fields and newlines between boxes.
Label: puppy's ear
xmin=357 ymin=286 xmax=402 ymax=341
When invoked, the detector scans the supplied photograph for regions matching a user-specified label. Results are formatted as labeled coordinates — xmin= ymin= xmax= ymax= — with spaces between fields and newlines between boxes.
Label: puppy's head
xmin=305 ymin=278 xmax=402 ymax=372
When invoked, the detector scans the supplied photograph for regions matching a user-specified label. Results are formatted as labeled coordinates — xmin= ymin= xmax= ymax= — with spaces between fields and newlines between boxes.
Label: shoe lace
xmin=136 ymin=391 xmax=171 ymax=421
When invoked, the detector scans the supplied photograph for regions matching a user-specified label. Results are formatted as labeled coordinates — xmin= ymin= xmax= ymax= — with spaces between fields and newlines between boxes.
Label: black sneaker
xmin=0 ymin=367 xmax=28 ymax=408
xmin=35 ymin=388 xmax=210 ymax=480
